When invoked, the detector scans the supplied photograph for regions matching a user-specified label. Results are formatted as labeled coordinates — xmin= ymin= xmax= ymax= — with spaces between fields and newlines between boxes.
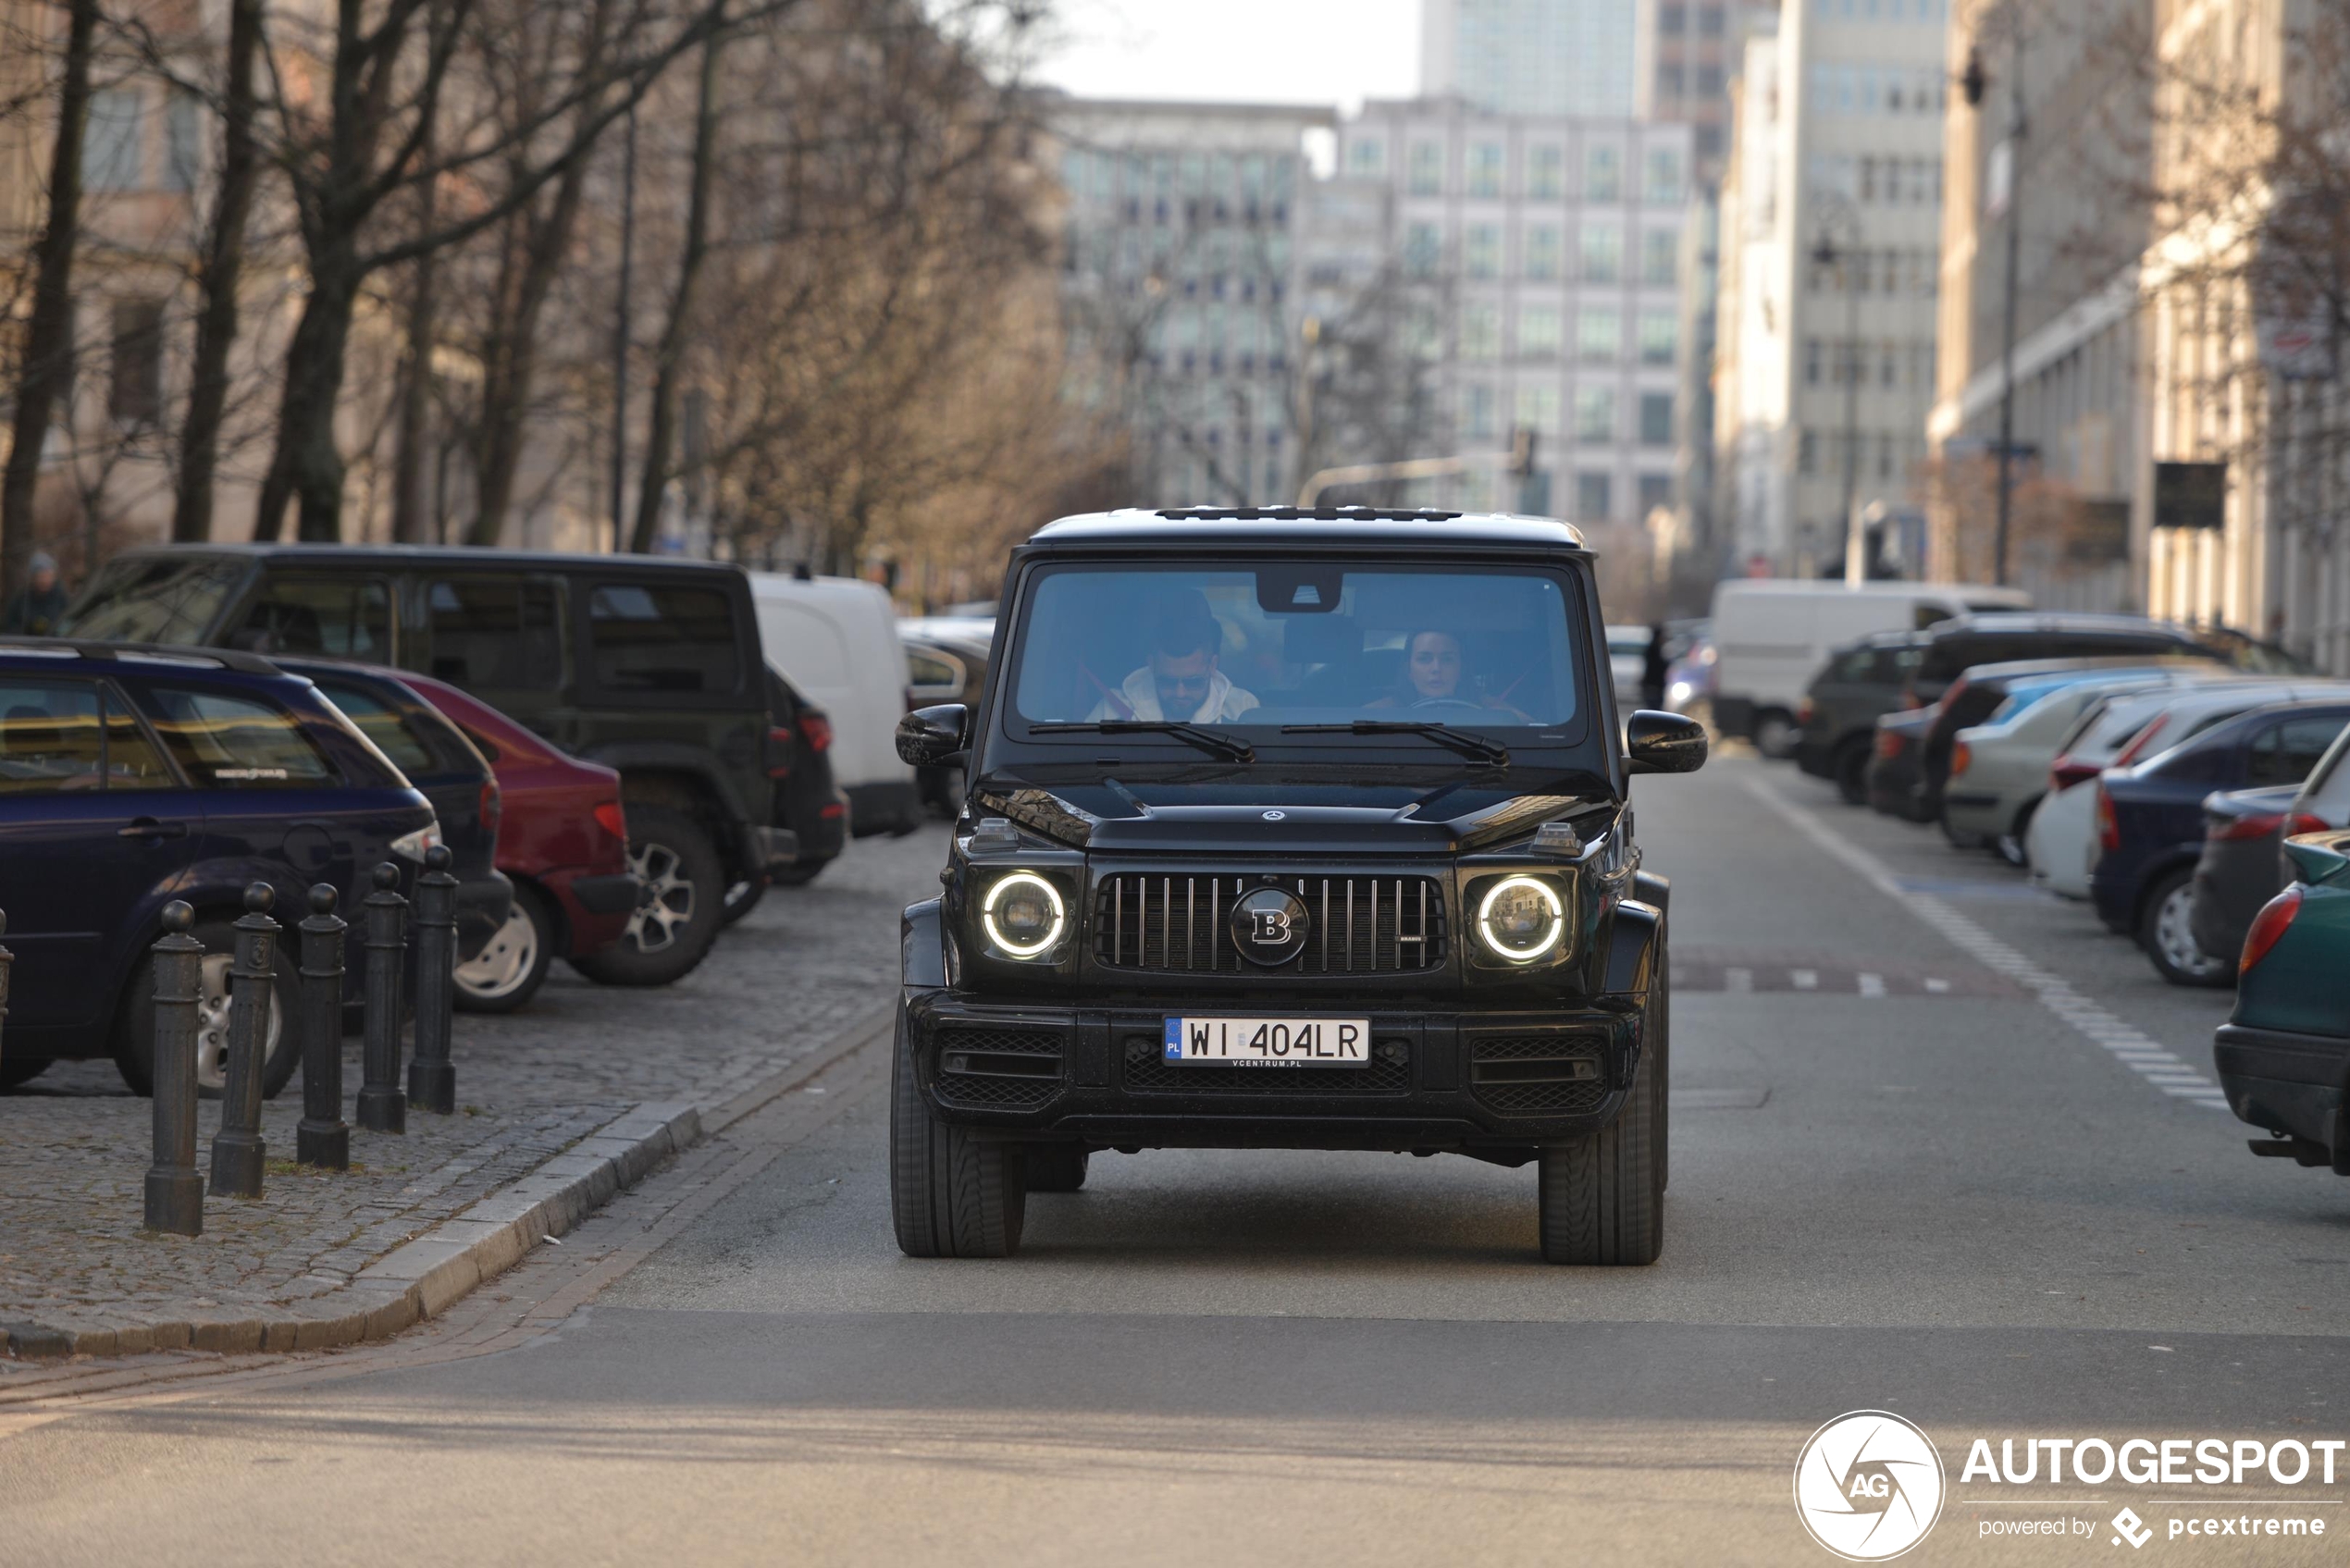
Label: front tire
xmin=569 ymin=804 xmax=724 ymax=987
xmin=1538 ymin=985 xmax=1664 ymax=1266
xmin=2142 ymin=867 xmax=2232 ymax=988
xmin=890 ymin=1010 xmax=1026 ymax=1256
xmin=1832 ymin=738 xmax=1872 ymax=806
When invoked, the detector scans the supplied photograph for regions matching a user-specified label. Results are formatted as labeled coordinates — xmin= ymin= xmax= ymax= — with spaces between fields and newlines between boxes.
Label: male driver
xmin=1089 ymin=597 xmax=1260 ymax=722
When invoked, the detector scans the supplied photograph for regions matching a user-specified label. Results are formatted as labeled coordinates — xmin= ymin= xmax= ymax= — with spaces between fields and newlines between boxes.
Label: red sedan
xmin=401 ymin=672 xmax=640 ymax=1013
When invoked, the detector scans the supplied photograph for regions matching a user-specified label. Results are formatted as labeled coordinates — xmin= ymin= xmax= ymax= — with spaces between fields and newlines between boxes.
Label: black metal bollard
xmin=144 ymin=901 xmax=204 ymax=1236
xmin=407 ymin=846 xmax=459 ymax=1116
xmin=208 ymin=883 xmax=278 ymax=1200
xmin=295 ymin=883 xmax=350 ymax=1170
xmin=357 ymin=863 xmax=407 ymax=1135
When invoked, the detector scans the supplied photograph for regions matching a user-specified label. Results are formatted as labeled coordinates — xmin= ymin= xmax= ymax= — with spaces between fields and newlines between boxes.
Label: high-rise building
xmin=1634 ymin=0 xmax=1776 ymax=183
xmin=1421 ymin=0 xmax=1639 ymax=118
xmin=1715 ymin=0 xmax=1952 ymax=579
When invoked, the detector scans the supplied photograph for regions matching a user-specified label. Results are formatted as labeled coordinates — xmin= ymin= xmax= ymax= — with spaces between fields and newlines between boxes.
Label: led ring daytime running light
xmin=1477 ymin=875 xmax=1565 ymax=962
xmin=983 ymin=871 xmax=1065 ymax=958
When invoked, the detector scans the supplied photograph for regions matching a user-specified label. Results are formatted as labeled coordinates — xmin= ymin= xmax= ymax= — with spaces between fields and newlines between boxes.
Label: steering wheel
xmin=1408 ymin=697 xmax=1489 ymax=715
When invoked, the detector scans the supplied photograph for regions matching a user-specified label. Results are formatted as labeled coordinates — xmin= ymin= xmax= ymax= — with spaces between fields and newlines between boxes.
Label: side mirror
xmin=1626 ymin=710 xmax=1708 ymax=775
xmin=897 ymin=703 xmax=971 ymax=767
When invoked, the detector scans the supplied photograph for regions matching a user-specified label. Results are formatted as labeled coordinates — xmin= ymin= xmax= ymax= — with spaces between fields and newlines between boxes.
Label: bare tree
xmin=167 ymin=0 xmax=261 ymax=543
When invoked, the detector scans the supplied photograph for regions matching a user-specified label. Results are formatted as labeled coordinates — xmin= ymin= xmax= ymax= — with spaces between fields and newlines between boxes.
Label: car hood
xmin=971 ymin=776 xmax=1617 ymax=856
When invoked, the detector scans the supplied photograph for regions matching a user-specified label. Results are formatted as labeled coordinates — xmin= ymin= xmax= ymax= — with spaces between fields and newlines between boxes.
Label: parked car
xmin=61 ymin=544 xmax=793 ymax=986
xmin=1606 ymin=624 xmax=1649 ymax=707
xmin=2214 ymin=825 xmax=2350 ymax=1174
xmin=1941 ymin=669 xmax=2206 ymax=856
xmin=1661 ymin=623 xmax=1714 ymax=716
xmin=1865 ymin=705 xmax=1938 ymax=820
xmin=904 ymin=626 xmax=990 ymax=817
xmin=1905 ymin=612 xmax=2227 ymax=710
xmin=758 ymin=662 xmax=848 ymax=892
xmin=1795 ymin=631 xmax=1924 ymax=804
xmin=747 ymin=570 xmax=921 ymax=837
xmin=2188 ymin=721 xmax=2350 ymax=974
xmin=394 ymin=672 xmax=639 ymax=1013
xmin=2029 ymin=680 xmax=2350 ymax=898
xmin=2090 ymin=700 xmax=2350 ymax=985
xmin=0 ymin=639 xmax=436 ymax=1096
xmin=1709 ymin=580 xmax=2027 ymax=757
xmin=271 ymin=659 xmax=511 ymax=963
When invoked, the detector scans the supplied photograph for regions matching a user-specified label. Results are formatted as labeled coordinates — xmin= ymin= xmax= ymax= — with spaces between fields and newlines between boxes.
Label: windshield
xmin=1006 ymin=562 xmax=1589 ymax=744
xmin=61 ymin=557 xmax=246 ymax=645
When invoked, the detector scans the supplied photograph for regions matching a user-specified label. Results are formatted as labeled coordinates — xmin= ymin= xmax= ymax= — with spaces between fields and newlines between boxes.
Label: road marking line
xmin=1924 ymin=977 xmax=1951 ymax=994
xmin=1858 ymin=972 xmax=1886 ymax=996
xmin=1747 ymin=780 xmax=2228 ymax=1112
xmin=1791 ymin=969 xmax=1819 ymax=990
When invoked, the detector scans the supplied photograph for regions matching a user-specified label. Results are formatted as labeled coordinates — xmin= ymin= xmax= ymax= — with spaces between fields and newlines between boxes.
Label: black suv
xmin=1794 ymin=630 xmax=1923 ymax=804
xmin=890 ymin=508 xmax=1706 ymax=1265
xmin=62 ymin=546 xmax=794 ymax=984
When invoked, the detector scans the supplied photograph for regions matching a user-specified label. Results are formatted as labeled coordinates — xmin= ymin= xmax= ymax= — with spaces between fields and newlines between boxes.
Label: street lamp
xmin=1964 ymin=8 xmax=2026 ymax=588
xmin=1812 ymin=197 xmax=1866 ymax=586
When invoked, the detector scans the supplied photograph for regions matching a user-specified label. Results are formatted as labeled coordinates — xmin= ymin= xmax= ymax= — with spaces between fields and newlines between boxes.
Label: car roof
xmin=1928 ymin=612 xmax=2196 ymax=638
xmin=0 ymin=635 xmax=287 ymax=677
xmin=1023 ymin=507 xmax=1589 ymax=553
xmin=101 ymin=542 xmax=749 ymax=579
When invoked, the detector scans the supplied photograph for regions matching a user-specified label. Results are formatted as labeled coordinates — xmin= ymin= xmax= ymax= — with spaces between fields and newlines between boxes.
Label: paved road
xmin=9 ymin=755 xmax=2348 ymax=1566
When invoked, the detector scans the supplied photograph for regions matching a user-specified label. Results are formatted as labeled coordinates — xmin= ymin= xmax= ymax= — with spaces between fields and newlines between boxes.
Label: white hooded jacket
xmin=1088 ymin=664 xmax=1261 ymax=723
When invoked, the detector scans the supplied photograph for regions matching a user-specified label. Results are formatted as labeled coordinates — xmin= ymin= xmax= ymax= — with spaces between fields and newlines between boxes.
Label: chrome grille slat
xmin=1093 ymin=872 xmax=1445 ymax=975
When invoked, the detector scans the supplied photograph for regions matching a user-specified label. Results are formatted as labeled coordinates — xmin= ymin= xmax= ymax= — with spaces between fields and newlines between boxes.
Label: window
xmin=1347 ymin=137 xmax=1385 ymax=176
xmin=1799 ymin=429 xmax=1819 ymax=474
xmin=1696 ymin=65 xmax=1723 ymax=97
xmin=1574 ymin=386 xmax=1616 ymax=442
xmin=1463 ymin=383 xmax=1498 ymax=438
xmin=83 ymin=89 xmax=144 ymax=191
xmin=1517 ymin=385 xmax=1561 ymax=432
xmin=1408 ymin=141 xmax=1443 ymax=196
xmin=1465 ymin=223 xmax=1502 ymax=278
xmin=1660 ymin=1 xmax=1688 ymax=32
xmin=1404 ymin=221 xmax=1441 ymax=278
xmin=1517 ymin=303 xmax=1562 ymax=359
xmin=0 ymin=680 xmax=103 ymax=794
xmin=1467 ymin=142 xmax=1503 ymax=197
xmin=164 ymin=90 xmax=203 ymax=193
xmin=1644 ymin=148 xmax=1684 ymax=205
xmin=1575 ymin=471 xmax=1614 ymax=519
xmin=1640 ymin=228 xmax=1678 ymax=286
xmin=1580 ymin=221 xmax=1621 ymax=283
xmin=1698 ymin=3 xmax=1725 ymax=34
xmin=1577 ymin=305 xmax=1621 ymax=362
xmin=1524 ymin=224 xmax=1563 ymax=280
xmin=1804 ymin=338 xmax=1823 ymax=385
xmin=1639 ymin=392 xmax=1674 ymax=446
xmin=1461 ymin=302 xmax=1502 ymax=361
xmin=137 ymin=686 xmax=336 ymax=790
xmin=108 ymin=299 xmax=165 ymax=426
xmin=315 ymin=679 xmax=437 ymax=776
xmin=2246 ymin=718 xmax=2350 ymax=787
xmin=1527 ymin=143 xmax=1565 ymax=199
xmin=588 ymin=584 xmax=740 ymax=695
xmin=1656 ymin=64 xmax=1686 ymax=99
xmin=1639 ymin=311 xmax=1677 ymax=365
xmin=1586 ymin=143 xmax=1621 ymax=201
xmin=235 ymin=576 xmax=391 ymax=658
xmin=1638 ymin=474 xmax=1674 ymax=515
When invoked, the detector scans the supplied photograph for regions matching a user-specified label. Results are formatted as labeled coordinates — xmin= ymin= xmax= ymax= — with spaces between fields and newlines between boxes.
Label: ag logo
xmin=1230 ymin=887 xmax=1309 ymax=965
xmin=1792 ymin=1411 xmax=1945 ymax=1562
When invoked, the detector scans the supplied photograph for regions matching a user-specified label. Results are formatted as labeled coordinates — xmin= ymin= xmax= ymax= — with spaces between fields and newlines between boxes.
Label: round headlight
xmin=1476 ymin=875 xmax=1565 ymax=962
xmin=982 ymin=871 xmax=1065 ymax=958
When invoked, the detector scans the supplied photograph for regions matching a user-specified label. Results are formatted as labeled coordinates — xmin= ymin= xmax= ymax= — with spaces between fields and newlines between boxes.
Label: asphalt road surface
xmin=9 ymin=753 xmax=2348 ymax=1567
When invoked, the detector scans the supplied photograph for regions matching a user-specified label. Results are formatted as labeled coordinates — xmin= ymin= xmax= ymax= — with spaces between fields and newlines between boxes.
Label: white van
xmin=1710 ymin=579 xmax=2031 ymax=756
xmin=748 ymin=572 xmax=921 ymax=836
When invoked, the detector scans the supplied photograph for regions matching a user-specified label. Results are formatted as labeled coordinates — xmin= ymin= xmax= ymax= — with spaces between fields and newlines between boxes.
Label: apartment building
xmin=1716 ymin=0 xmax=1952 ymax=579
xmin=1333 ymin=97 xmax=1694 ymax=529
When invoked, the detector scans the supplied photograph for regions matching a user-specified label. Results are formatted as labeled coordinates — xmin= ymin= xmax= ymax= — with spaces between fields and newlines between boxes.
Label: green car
xmin=2216 ymin=828 xmax=2350 ymax=1175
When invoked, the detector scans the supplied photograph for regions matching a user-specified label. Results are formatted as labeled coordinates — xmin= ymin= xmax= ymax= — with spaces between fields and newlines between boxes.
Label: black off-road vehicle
xmin=891 ymin=508 xmax=1706 ymax=1264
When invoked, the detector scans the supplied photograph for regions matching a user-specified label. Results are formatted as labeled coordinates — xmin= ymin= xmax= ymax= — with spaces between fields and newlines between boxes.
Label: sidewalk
xmin=0 ymin=827 xmax=941 ymax=1362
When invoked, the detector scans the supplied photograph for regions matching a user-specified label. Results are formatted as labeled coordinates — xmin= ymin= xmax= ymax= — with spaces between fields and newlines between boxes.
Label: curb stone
xmin=1 ymin=1002 xmax=893 ymax=1364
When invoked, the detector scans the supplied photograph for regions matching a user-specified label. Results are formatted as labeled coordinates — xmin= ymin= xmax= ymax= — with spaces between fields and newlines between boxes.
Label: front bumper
xmin=1940 ymin=788 xmax=2007 ymax=841
xmin=903 ymin=990 xmax=1644 ymax=1152
xmin=2214 ymin=1021 xmax=2350 ymax=1164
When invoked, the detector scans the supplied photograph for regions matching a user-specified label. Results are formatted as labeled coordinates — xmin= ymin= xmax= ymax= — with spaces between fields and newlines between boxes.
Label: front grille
xmin=1120 ymin=1034 xmax=1414 ymax=1093
xmin=1095 ymin=872 xmax=1445 ymax=974
xmin=935 ymin=1026 xmax=1063 ymax=1110
xmin=1467 ymin=1032 xmax=1607 ymax=1117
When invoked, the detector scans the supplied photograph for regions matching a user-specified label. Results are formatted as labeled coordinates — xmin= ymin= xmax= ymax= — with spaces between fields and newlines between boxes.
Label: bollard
xmin=144 ymin=902 xmax=204 ymax=1236
xmin=407 ymin=846 xmax=459 ymax=1115
xmin=295 ymin=883 xmax=350 ymax=1170
xmin=357 ymin=863 xmax=407 ymax=1135
xmin=208 ymin=883 xmax=278 ymax=1200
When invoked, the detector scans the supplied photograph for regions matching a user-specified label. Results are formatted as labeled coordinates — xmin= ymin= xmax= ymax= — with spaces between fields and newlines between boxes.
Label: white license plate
xmin=1161 ymin=1017 xmax=1372 ymax=1067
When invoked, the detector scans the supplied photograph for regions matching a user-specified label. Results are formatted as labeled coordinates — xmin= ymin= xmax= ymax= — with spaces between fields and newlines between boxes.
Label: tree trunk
xmin=389 ymin=244 xmax=439 ymax=543
xmin=1 ymin=0 xmax=101 ymax=599
xmin=466 ymin=156 xmax=591 ymax=545
xmin=171 ymin=0 xmax=263 ymax=544
xmin=254 ymin=240 xmax=362 ymax=542
xmin=629 ymin=17 xmax=724 ymax=555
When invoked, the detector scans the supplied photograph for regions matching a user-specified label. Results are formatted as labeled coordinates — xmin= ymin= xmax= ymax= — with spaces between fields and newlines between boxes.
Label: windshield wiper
xmin=1281 ymin=720 xmax=1511 ymax=768
xmin=1028 ymin=720 xmax=1255 ymax=762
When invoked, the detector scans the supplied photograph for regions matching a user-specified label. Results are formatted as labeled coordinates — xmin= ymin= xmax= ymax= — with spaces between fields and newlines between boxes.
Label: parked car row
xmin=1755 ymin=599 xmax=2347 ymax=1182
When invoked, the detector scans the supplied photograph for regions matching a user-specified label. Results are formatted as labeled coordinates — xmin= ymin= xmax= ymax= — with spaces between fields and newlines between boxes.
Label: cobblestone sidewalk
xmin=0 ymin=825 xmax=946 ymax=1359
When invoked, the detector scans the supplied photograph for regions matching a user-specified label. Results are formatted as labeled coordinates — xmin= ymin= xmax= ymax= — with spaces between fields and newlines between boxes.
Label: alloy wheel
xmin=2154 ymin=883 xmax=2226 ymax=982
xmin=625 ymin=839 xmax=696 ymax=954
xmin=455 ymin=903 xmax=540 ymax=1001
xmin=193 ymin=952 xmax=283 ymax=1093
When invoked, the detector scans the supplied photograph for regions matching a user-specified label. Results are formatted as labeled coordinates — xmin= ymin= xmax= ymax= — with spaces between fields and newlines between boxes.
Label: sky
xmin=1033 ymin=0 xmax=1422 ymax=112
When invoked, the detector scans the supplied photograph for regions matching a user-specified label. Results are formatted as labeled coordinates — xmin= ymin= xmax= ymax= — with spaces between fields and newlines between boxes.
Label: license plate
xmin=1161 ymin=1017 xmax=1372 ymax=1067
